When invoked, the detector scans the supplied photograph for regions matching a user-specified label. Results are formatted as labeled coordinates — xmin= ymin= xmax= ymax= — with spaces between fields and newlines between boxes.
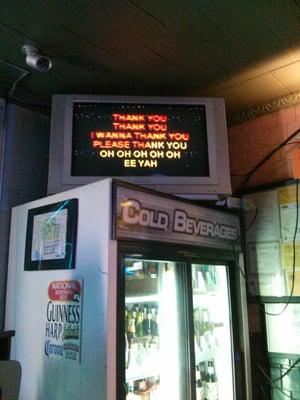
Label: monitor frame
xmin=48 ymin=94 xmax=231 ymax=199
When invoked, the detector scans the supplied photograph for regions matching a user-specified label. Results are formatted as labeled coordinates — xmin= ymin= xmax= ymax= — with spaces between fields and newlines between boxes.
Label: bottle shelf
xmin=195 ymin=349 xmax=218 ymax=364
xmin=193 ymin=289 xmax=216 ymax=297
xmin=126 ymin=277 xmax=158 ymax=295
xmin=195 ymin=335 xmax=219 ymax=362
xmin=125 ymin=294 xmax=159 ymax=304
xmin=126 ymin=337 xmax=160 ymax=383
xmin=126 ymin=369 xmax=159 ymax=382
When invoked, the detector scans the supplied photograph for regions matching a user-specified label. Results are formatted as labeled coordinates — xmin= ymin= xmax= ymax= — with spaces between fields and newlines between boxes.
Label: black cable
xmin=0 ymin=57 xmax=29 ymax=73
xmin=272 ymin=357 xmax=300 ymax=383
xmin=231 ymin=142 xmax=300 ymax=180
xmin=0 ymin=57 xmax=50 ymax=113
xmin=245 ymin=207 xmax=258 ymax=232
xmin=230 ymin=172 xmax=247 ymax=177
xmin=240 ymin=208 xmax=258 ymax=277
xmin=232 ymin=207 xmax=258 ymax=281
xmin=258 ymin=362 xmax=300 ymax=400
xmin=231 ymin=206 xmax=277 ymax=324
xmin=8 ymin=70 xmax=30 ymax=98
xmin=235 ymin=127 xmax=300 ymax=195
xmin=260 ymin=383 xmax=270 ymax=400
xmin=233 ymin=204 xmax=257 ymax=266
xmin=0 ymin=57 xmax=31 ymax=98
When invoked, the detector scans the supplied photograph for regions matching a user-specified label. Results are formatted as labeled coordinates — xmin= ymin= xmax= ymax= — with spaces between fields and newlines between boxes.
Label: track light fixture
xmin=22 ymin=44 xmax=52 ymax=72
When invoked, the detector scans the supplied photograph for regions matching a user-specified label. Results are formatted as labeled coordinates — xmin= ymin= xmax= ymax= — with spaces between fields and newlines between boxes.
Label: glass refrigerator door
xmin=124 ymin=258 xmax=183 ymax=400
xmin=192 ymin=264 xmax=234 ymax=400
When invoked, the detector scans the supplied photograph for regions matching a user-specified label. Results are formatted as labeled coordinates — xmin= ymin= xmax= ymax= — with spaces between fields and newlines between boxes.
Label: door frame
xmin=116 ymin=240 xmax=248 ymax=400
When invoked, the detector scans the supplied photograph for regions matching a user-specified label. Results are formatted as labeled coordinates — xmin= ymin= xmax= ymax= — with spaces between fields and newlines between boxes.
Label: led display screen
xmin=72 ymin=102 xmax=209 ymax=177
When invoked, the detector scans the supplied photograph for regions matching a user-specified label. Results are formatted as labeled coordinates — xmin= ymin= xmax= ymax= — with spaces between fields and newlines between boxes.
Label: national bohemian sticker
xmin=44 ymin=280 xmax=82 ymax=363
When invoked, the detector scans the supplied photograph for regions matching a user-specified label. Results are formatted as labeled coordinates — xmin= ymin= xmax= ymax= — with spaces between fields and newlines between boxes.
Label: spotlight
xmin=22 ymin=44 xmax=52 ymax=72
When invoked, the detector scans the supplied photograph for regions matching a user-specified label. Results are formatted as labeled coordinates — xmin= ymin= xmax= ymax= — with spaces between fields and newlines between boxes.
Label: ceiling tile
xmin=0 ymin=24 xmax=29 ymax=63
xmin=20 ymin=68 xmax=135 ymax=102
xmin=233 ymin=51 xmax=295 ymax=83
xmin=127 ymin=0 xmax=214 ymax=27
xmin=140 ymin=6 xmax=227 ymax=78
xmin=209 ymin=85 xmax=245 ymax=114
xmin=231 ymin=74 xmax=290 ymax=107
xmin=106 ymin=45 xmax=192 ymax=95
xmin=71 ymin=0 xmax=96 ymax=5
xmin=41 ymin=28 xmax=116 ymax=77
xmin=142 ymin=38 xmax=227 ymax=85
xmin=287 ymin=47 xmax=300 ymax=62
xmin=210 ymin=73 xmax=290 ymax=114
xmin=0 ymin=0 xmax=299 ymax=118
xmin=203 ymin=30 xmax=293 ymax=80
xmin=271 ymin=61 xmax=300 ymax=92
xmin=124 ymin=0 xmax=169 ymax=26
xmin=270 ymin=17 xmax=300 ymax=61
xmin=200 ymin=75 xmax=242 ymax=96
xmin=64 ymin=0 xmax=167 ymax=56
xmin=178 ymin=61 xmax=229 ymax=89
xmin=197 ymin=0 xmax=270 ymax=42
xmin=113 ymin=44 xmax=173 ymax=74
xmin=237 ymin=1 xmax=300 ymax=31
xmin=0 ymin=1 xmax=81 ymax=44
xmin=176 ymin=9 xmax=228 ymax=48
xmin=271 ymin=16 xmax=300 ymax=39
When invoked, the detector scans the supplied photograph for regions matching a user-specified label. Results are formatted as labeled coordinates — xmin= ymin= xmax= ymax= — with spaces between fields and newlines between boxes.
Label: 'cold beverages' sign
xmin=115 ymin=184 xmax=240 ymax=250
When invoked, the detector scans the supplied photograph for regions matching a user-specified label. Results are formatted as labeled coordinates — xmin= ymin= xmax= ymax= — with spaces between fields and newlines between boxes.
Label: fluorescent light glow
xmin=272 ymin=272 xmax=286 ymax=296
xmin=159 ymin=263 xmax=180 ymax=400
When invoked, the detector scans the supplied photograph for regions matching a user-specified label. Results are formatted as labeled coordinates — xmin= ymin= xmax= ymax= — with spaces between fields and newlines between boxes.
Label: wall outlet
xmin=226 ymin=197 xmax=256 ymax=210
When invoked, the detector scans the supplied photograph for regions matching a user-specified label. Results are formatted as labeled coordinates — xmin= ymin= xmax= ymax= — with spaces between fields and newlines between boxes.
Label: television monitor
xmin=48 ymin=95 xmax=231 ymax=199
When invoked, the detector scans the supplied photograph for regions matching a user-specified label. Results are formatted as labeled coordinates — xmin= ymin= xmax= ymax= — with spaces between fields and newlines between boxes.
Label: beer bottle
xmin=204 ymin=360 xmax=218 ymax=400
xmin=196 ymin=365 xmax=204 ymax=400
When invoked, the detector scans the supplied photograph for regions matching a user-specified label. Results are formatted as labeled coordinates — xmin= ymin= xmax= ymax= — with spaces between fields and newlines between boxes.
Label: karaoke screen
xmin=72 ymin=102 xmax=209 ymax=177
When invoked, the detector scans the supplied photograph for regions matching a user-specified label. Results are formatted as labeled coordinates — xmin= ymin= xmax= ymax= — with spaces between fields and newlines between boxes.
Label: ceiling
xmin=1 ymin=0 xmax=300 ymax=123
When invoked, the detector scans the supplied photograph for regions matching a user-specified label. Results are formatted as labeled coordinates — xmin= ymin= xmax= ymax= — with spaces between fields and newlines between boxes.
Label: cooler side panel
xmin=5 ymin=179 xmax=115 ymax=400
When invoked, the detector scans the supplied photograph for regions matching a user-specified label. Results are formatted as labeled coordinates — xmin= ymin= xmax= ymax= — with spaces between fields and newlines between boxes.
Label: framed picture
xmin=24 ymin=198 xmax=78 ymax=271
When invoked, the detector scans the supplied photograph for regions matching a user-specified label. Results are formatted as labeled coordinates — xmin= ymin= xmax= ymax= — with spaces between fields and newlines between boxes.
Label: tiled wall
xmin=0 ymin=101 xmax=50 ymax=329
xmin=228 ymin=104 xmax=300 ymax=193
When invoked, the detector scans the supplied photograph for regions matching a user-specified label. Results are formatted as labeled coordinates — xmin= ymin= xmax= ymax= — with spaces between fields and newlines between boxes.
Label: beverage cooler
xmin=121 ymin=256 xmax=242 ymax=400
xmin=5 ymin=179 xmax=251 ymax=400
